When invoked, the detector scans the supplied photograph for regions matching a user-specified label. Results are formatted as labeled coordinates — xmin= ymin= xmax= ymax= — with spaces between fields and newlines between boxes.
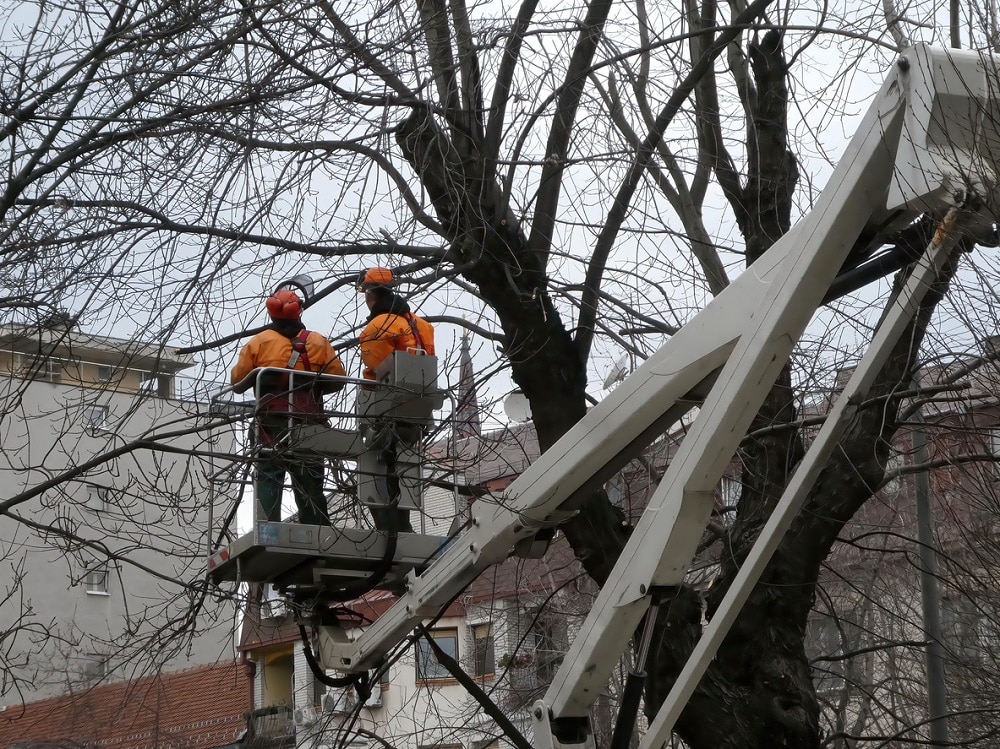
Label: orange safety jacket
xmin=232 ymin=328 xmax=346 ymax=418
xmin=359 ymin=312 xmax=435 ymax=380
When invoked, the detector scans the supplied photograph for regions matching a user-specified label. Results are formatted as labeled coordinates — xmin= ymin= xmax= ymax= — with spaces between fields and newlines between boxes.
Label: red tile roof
xmin=0 ymin=661 xmax=251 ymax=749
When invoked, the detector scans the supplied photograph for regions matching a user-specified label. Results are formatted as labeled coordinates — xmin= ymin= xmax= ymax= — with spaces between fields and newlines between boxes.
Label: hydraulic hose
xmin=610 ymin=603 xmax=661 ymax=749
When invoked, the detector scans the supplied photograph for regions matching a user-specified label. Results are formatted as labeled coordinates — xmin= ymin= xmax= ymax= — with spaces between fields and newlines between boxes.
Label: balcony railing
xmin=243 ymin=705 xmax=295 ymax=749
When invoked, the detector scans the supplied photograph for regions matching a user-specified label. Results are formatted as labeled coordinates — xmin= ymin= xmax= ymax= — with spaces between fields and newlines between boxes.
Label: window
xmin=978 ymin=607 xmax=1000 ymax=656
xmin=311 ymin=670 xmax=325 ymax=707
xmin=85 ymin=567 xmax=108 ymax=595
xmin=605 ymin=473 xmax=626 ymax=507
xmin=261 ymin=585 xmax=288 ymax=619
xmin=942 ymin=595 xmax=1000 ymax=664
xmin=991 ymin=428 xmax=1000 ymax=478
xmin=470 ymin=742 xmax=500 ymax=749
xmin=529 ymin=617 xmax=563 ymax=684
xmin=87 ymin=486 xmax=108 ymax=512
xmin=472 ymin=624 xmax=495 ymax=677
xmin=717 ymin=476 xmax=741 ymax=525
xmin=882 ymin=449 xmax=904 ymax=496
xmin=415 ymin=628 xmax=458 ymax=681
xmin=84 ymin=405 xmax=108 ymax=434
xmin=82 ymin=653 xmax=108 ymax=681
xmin=97 ymin=365 xmax=115 ymax=383
xmin=805 ymin=613 xmax=845 ymax=692
xmin=42 ymin=357 xmax=61 ymax=383
xmin=718 ymin=476 xmax=740 ymax=507
xmin=22 ymin=355 xmax=61 ymax=383
xmin=140 ymin=373 xmax=172 ymax=398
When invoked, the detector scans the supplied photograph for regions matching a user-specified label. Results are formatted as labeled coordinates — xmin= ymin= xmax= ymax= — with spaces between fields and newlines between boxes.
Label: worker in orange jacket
xmin=357 ymin=267 xmax=435 ymax=533
xmin=358 ymin=267 xmax=435 ymax=380
xmin=232 ymin=289 xmax=346 ymax=525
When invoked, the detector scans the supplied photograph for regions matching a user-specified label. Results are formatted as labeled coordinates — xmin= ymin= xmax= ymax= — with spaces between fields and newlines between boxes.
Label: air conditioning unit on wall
xmin=261 ymin=587 xmax=289 ymax=619
xmin=322 ymin=690 xmax=355 ymax=714
xmin=293 ymin=705 xmax=320 ymax=727
xmin=261 ymin=598 xmax=287 ymax=619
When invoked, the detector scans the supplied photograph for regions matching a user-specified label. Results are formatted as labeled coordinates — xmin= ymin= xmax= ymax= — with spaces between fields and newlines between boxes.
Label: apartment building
xmin=0 ymin=320 xmax=240 ymax=706
xmin=806 ymin=352 xmax=1000 ymax=745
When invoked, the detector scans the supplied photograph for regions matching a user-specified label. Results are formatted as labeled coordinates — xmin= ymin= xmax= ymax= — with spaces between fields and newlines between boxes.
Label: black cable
xmin=823 ymin=243 xmax=921 ymax=304
xmin=315 ymin=442 xmax=405 ymax=603
xmin=317 ymin=519 xmax=399 ymax=604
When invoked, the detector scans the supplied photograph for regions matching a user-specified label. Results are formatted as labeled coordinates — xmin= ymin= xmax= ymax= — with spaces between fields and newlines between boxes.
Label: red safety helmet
xmin=265 ymin=289 xmax=302 ymax=320
xmin=358 ymin=267 xmax=394 ymax=291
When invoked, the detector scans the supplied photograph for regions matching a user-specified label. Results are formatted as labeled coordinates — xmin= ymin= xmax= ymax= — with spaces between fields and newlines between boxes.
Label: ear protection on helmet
xmin=266 ymin=289 xmax=302 ymax=320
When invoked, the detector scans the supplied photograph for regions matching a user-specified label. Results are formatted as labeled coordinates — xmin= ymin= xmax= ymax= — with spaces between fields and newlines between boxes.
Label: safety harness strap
xmin=403 ymin=313 xmax=425 ymax=353
xmin=287 ymin=330 xmax=312 ymax=370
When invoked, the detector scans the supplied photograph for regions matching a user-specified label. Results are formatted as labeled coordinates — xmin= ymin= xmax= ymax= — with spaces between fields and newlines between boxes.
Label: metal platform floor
xmin=208 ymin=521 xmax=449 ymax=589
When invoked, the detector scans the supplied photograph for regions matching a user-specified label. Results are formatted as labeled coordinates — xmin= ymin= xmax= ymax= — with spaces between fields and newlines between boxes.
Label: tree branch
xmin=525 ymin=0 xmax=615 ymax=271
xmin=574 ymin=0 xmax=775 ymax=362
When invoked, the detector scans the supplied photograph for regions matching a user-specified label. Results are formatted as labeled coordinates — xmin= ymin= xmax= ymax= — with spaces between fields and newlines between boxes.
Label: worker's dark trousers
xmin=256 ymin=458 xmax=328 ymax=525
xmin=254 ymin=412 xmax=329 ymax=525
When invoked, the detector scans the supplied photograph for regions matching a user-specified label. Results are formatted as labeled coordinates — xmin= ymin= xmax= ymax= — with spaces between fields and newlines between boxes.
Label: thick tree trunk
xmin=397 ymin=108 xmax=630 ymax=584
xmin=396 ymin=110 xmax=589 ymax=446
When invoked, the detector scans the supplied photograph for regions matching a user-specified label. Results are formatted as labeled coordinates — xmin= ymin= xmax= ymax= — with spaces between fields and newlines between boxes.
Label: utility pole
xmin=912 ymin=409 xmax=949 ymax=745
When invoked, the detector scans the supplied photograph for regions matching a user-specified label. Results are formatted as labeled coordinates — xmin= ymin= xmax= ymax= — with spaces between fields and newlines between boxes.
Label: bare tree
xmin=4 ymin=0 xmax=1000 ymax=746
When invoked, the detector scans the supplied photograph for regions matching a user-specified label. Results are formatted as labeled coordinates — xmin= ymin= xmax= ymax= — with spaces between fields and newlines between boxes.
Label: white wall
xmin=0 ymin=377 xmax=240 ymax=703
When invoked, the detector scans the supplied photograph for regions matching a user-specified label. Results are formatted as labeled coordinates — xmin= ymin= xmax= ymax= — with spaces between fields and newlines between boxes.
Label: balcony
xmin=243 ymin=705 xmax=295 ymax=749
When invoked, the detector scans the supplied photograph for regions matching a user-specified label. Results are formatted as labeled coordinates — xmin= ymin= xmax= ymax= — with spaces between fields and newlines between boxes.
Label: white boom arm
xmin=320 ymin=45 xmax=1000 ymax=747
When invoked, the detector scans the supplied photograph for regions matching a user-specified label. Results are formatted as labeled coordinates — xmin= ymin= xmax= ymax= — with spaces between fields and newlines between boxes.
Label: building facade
xmin=0 ymin=322 xmax=240 ymax=706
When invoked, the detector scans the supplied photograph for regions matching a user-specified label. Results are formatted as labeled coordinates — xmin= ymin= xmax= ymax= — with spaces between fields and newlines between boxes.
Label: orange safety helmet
xmin=358 ymin=266 xmax=394 ymax=291
xmin=265 ymin=289 xmax=302 ymax=320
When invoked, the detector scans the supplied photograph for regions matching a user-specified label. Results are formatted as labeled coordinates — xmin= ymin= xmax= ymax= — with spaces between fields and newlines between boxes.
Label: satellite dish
xmin=276 ymin=274 xmax=315 ymax=301
xmin=603 ymin=354 xmax=630 ymax=389
xmin=503 ymin=391 xmax=531 ymax=423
